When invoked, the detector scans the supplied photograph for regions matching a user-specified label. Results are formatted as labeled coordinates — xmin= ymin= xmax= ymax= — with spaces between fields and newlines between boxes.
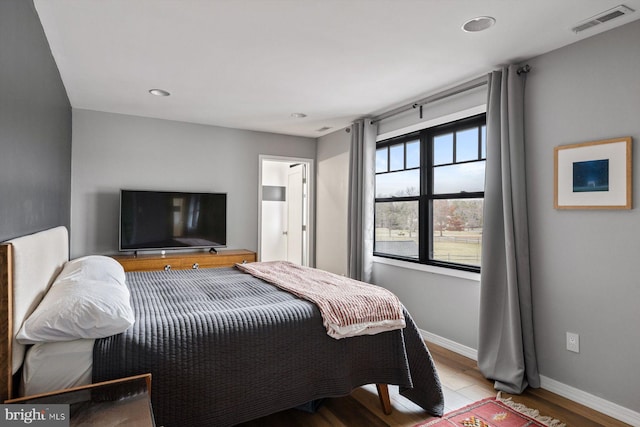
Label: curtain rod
xmin=370 ymin=65 xmax=530 ymax=124
xmin=370 ymin=75 xmax=487 ymax=124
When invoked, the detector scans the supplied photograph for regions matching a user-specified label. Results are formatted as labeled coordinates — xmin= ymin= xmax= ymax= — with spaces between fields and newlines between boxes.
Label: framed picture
xmin=554 ymin=137 xmax=632 ymax=210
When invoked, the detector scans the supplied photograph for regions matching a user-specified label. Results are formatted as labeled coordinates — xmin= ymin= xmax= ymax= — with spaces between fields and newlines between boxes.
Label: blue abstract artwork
xmin=573 ymin=159 xmax=609 ymax=192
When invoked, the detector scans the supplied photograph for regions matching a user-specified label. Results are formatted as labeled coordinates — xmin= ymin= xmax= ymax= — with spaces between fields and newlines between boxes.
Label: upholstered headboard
xmin=1 ymin=226 xmax=68 ymax=401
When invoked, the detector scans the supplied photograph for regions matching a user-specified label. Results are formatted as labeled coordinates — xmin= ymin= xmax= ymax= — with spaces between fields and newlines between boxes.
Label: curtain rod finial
xmin=517 ymin=64 xmax=531 ymax=75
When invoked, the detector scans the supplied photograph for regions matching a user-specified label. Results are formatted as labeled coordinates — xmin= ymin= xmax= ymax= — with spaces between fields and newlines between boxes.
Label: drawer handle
xmin=164 ymin=265 xmax=171 ymax=271
xmin=192 ymin=263 xmax=199 ymax=269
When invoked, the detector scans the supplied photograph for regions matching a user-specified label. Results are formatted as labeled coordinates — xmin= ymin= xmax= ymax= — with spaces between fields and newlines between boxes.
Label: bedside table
xmin=5 ymin=374 xmax=155 ymax=426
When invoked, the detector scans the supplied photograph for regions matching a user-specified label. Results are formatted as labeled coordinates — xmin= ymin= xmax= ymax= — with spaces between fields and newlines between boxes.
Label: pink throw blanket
xmin=236 ymin=261 xmax=405 ymax=339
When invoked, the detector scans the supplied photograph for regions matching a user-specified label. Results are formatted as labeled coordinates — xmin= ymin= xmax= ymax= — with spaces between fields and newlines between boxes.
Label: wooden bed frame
xmin=2 ymin=226 xmax=71 ymax=402
xmin=1 ymin=242 xmax=13 ymax=402
xmin=0 ymin=227 xmax=392 ymax=415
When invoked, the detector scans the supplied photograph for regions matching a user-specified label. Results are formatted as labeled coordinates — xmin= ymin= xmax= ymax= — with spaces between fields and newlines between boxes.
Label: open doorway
xmin=258 ymin=155 xmax=314 ymax=266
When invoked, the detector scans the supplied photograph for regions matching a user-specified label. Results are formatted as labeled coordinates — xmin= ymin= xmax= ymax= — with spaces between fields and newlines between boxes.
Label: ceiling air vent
xmin=572 ymin=5 xmax=635 ymax=33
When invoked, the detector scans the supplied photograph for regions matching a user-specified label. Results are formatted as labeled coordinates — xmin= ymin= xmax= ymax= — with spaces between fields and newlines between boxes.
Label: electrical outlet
xmin=566 ymin=332 xmax=580 ymax=353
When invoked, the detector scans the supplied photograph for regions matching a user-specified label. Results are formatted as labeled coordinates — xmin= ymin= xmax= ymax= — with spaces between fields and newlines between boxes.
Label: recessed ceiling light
xmin=291 ymin=113 xmax=307 ymax=118
xmin=462 ymin=16 xmax=496 ymax=32
xmin=149 ymin=88 xmax=170 ymax=97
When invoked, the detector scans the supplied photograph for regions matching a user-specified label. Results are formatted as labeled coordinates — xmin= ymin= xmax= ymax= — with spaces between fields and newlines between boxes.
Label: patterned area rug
xmin=415 ymin=393 xmax=566 ymax=427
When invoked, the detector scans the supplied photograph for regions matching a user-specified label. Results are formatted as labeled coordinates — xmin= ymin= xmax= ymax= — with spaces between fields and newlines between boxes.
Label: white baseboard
xmin=539 ymin=375 xmax=640 ymax=426
xmin=420 ymin=328 xmax=478 ymax=361
xmin=420 ymin=329 xmax=640 ymax=426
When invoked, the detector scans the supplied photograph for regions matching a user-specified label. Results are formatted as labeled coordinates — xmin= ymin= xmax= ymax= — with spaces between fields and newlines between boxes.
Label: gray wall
xmin=0 ymin=0 xmax=71 ymax=242
xmin=316 ymin=128 xmax=350 ymax=275
xmin=70 ymin=109 xmax=316 ymax=257
xmin=372 ymin=263 xmax=480 ymax=348
xmin=525 ymin=20 xmax=640 ymax=412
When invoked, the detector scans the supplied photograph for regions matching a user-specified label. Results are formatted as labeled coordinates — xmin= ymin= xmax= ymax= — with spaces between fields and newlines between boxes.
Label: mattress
xmin=21 ymin=339 xmax=94 ymax=396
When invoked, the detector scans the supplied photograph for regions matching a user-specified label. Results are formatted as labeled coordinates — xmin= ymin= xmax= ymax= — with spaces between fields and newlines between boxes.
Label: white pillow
xmin=16 ymin=256 xmax=134 ymax=344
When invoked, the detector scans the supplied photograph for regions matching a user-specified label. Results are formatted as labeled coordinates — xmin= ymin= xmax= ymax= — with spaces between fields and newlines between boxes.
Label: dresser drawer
xmin=113 ymin=250 xmax=256 ymax=272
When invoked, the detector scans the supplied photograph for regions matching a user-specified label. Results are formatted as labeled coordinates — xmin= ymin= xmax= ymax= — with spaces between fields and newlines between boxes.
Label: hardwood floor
xmin=237 ymin=341 xmax=631 ymax=426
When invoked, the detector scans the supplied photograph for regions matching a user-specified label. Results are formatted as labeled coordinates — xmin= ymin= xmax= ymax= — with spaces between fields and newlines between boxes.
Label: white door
xmin=286 ymin=164 xmax=305 ymax=265
xmin=258 ymin=156 xmax=313 ymax=266
xmin=260 ymin=161 xmax=288 ymax=262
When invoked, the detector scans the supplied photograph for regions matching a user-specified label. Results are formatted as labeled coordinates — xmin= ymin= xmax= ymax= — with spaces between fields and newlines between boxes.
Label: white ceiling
xmin=34 ymin=0 xmax=640 ymax=138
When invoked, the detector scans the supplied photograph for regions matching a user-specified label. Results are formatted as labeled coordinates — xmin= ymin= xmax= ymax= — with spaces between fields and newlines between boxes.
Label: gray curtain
xmin=347 ymin=118 xmax=378 ymax=282
xmin=478 ymin=65 xmax=540 ymax=394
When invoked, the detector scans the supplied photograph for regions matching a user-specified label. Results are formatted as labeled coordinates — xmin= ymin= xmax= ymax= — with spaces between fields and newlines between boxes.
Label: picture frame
xmin=554 ymin=137 xmax=632 ymax=210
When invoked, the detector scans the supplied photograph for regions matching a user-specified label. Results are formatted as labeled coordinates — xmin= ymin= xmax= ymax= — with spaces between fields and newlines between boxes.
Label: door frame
xmin=258 ymin=155 xmax=315 ymax=266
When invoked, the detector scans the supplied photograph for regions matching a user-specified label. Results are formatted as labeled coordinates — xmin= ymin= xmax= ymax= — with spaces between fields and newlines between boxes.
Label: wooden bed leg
xmin=376 ymin=384 xmax=392 ymax=415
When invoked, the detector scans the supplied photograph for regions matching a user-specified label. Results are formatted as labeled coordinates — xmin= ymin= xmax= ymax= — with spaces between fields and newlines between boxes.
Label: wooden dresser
xmin=112 ymin=250 xmax=256 ymax=272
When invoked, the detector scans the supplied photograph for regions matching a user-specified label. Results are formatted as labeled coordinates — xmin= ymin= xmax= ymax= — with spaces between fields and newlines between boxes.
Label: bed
xmin=1 ymin=226 xmax=444 ymax=426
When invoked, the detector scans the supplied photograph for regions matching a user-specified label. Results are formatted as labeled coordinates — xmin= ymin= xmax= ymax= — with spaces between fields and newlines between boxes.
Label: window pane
xmin=481 ymin=125 xmax=486 ymax=159
xmin=375 ymin=169 xmax=420 ymax=198
xmin=375 ymin=201 xmax=419 ymax=259
xmin=456 ymin=128 xmax=479 ymax=162
xmin=406 ymin=140 xmax=420 ymax=169
xmin=376 ymin=147 xmax=388 ymax=173
xmin=433 ymin=161 xmax=485 ymax=194
xmin=432 ymin=198 xmax=483 ymax=266
xmin=389 ymin=144 xmax=404 ymax=171
xmin=433 ymin=133 xmax=453 ymax=165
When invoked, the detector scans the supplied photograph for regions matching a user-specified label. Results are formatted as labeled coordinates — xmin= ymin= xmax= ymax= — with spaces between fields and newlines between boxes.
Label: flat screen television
xmin=119 ymin=189 xmax=227 ymax=252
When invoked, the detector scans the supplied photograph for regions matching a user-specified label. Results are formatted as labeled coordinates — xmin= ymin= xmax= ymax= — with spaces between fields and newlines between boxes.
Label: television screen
xmin=119 ymin=190 xmax=227 ymax=251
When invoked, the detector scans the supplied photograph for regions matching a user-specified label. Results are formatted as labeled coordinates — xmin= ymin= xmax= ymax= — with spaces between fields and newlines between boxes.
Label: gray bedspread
xmin=93 ymin=267 xmax=444 ymax=426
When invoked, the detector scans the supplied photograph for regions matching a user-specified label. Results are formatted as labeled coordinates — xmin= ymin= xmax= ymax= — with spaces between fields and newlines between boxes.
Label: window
xmin=374 ymin=114 xmax=486 ymax=272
